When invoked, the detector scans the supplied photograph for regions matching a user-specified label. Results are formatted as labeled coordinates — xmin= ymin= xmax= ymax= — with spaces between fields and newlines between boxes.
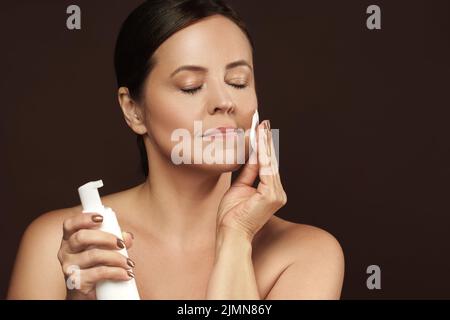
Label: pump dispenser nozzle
xmin=78 ymin=180 xmax=104 ymax=213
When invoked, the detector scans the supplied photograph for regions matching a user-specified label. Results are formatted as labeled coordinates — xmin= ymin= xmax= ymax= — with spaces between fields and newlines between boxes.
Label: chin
xmin=189 ymin=161 xmax=245 ymax=174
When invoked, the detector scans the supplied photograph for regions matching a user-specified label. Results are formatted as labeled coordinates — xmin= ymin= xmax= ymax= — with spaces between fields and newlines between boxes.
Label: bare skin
xmin=7 ymin=15 xmax=344 ymax=300
xmin=7 ymin=193 xmax=344 ymax=299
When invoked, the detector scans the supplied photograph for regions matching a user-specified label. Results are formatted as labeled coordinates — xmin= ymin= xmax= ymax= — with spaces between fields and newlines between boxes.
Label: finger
xmin=257 ymin=121 xmax=275 ymax=179
xmin=68 ymin=229 xmax=126 ymax=253
xmin=232 ymin=122 xmax=266 ymax=187
xmin=265 ymin=126 xmax=287 ymax=203
xmin=80 ymin=266 xmax=134 ymax=287
xmin=255 ymin=121 xmax=286 ymax=204
xmin=63 ymin=248 xmax=135 ymax=271
xmin=63 ymin=212 xmax=104 ymax=240
xmin=267 ymin=128 xmax=279 ymax=175
xmin=121 ymin=231 xmax=134 ymax=249
xmin=266 ymin=127 xmax=282 ymax=188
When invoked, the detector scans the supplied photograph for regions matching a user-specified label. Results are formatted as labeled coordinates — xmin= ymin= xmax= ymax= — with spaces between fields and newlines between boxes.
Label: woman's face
xmin=139 ymin=14 xmax=257 ymax=172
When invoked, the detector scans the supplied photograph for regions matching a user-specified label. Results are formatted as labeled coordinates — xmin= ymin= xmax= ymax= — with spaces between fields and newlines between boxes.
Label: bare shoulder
xmin=15 ymin=184 xmax=134 ymax=252
xmin=26 ymin=206 xmax=80 ymax=234
xmin=253 ymin=216 xmax=345 ymax=299
xmin=27 ymin=183 xmax=140 ymax=233
xmin=7 ymin=206 xmax=81 ymax=299
xmin=14 ymin=205 xmax=81 ymax=260
xmin=255 ymin=215 xmax=344 ymax=259
xmin=7 ymin=187 xmax=132 ymax=300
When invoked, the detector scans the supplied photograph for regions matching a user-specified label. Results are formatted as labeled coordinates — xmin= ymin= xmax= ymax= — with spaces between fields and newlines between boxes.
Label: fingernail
xmin=127 ymin=231 xmax=135 ymax=240
xmin=266 ymin=120 xmax=271 ymax=131
xmin=127 ymin=270 xmax=135 ymax=278
xmin=91 ymin=214 xmax=103 ymax=223
xmin=117 ymin=238 xmax=125 ymax=249
xmin=127 ymin=258 xmax=136 ymax=268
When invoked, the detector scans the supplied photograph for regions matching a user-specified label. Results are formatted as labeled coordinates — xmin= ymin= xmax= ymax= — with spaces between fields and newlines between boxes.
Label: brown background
xmin=1 ymin=0 xmax=449 ymax=299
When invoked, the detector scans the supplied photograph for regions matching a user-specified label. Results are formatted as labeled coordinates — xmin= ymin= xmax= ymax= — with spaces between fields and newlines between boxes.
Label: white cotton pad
xmin=249 ymin=110 xmax=259 ymax=153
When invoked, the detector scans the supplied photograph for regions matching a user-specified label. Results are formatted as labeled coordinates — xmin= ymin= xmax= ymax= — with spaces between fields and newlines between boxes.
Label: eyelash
xmin=181 ymin=83 xmax=247 ymax=95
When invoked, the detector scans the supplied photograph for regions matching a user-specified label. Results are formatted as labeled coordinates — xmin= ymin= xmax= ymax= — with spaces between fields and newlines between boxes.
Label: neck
xmin=135 ymin=141 xmax=232 ymax=249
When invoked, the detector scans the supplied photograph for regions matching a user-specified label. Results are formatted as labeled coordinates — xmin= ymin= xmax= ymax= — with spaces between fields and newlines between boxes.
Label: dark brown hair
xmin=114 ymin=0 xmax=255 ymax=177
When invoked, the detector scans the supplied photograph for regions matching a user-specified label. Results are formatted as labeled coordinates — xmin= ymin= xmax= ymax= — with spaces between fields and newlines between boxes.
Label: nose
xmin=206 ymin=80 xmax=236 ymax=115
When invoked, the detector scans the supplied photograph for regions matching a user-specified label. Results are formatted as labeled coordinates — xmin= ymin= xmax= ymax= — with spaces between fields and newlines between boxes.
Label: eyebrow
xmin=170 ymin=59 xmax=253 ymax=78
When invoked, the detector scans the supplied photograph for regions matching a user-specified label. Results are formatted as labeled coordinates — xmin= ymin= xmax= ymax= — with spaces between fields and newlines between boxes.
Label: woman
xmin=7 ymin=0 xmax=344 ymax=299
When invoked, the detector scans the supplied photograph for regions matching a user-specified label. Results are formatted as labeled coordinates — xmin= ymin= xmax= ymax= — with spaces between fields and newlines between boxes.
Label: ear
xmin=117 ymin=87 xmax=147 ymax=135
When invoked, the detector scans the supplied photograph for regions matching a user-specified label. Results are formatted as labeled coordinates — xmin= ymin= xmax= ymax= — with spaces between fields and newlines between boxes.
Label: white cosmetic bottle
xmin=78 ymin=180 xmax=140 ymax=300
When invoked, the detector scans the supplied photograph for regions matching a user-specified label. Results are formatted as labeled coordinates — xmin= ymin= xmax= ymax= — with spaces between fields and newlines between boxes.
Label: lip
xmin=202 ymin=126 xmax=238 ymax=137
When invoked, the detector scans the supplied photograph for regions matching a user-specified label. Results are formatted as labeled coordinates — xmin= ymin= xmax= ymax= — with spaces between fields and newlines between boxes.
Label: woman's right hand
xmin=57 ymin=212 xmax=135 ymax=300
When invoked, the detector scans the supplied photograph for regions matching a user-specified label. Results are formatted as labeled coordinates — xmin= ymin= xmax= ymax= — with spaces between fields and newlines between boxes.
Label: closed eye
xmin=181 ymin=83 xmax=247 ymax=95
xmin=181 ymin=86 xmax=202 ymax=95
xmin=230 ymin=83 xmax=247 ymax=89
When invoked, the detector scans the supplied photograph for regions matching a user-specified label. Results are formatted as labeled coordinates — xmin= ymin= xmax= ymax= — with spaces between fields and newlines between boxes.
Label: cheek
xmin=238 ymin=87 xmax=257 ymax=108
xmin=152 ymin=99 xmax=199 ymax=133
xmin=239 ymin=91 xmax=258 ymax=127
xmin=145 ymin=94 xmax=201 ymax=154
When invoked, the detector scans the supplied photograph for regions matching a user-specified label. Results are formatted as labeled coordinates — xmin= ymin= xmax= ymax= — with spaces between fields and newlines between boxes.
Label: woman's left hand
xmin=216 ymin=120 xmax=287 ymax=241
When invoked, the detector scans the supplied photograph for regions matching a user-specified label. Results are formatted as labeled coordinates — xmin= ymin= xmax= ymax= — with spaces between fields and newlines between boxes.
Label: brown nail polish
xmin=91 ymin=214 xmax=103 ymax=223
xmin=117 ymin=238 xmax=125 ymax=249
xmin=127 ymin=270 xmax=135 ymax=278
xmin=127 ymin=258 xmax=136 ymax=268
